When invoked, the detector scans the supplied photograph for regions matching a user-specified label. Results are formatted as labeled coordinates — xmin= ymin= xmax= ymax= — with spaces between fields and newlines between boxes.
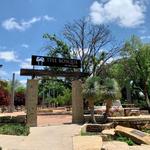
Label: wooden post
xmin=72 ymin=80 xmax=84 ymax=123
xmin=26 ymin=79 xmax=38 ymax=127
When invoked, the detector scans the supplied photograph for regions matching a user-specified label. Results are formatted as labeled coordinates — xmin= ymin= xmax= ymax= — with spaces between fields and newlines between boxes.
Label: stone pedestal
xmin=72 ymin=80 xmax=84 ymax=123
xmin=26 ymin=79 xmax=38 ymax=127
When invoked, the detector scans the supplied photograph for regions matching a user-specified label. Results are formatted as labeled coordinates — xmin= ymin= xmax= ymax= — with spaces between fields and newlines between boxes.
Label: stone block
xmin=0 ymin=116 xmax=11 ymax=123
xmin=26 ymin=79 xmax=38 ymax=127
xmin=101 ymin=129 xmax=115 ymax=141
xmin=81 ymin=124 xmax=87 ymax=134
xmin=129 ymin=145 xmax=150 ymax=150
xmin=86 ymin=123 xmax=114 ymax=132
xmin=115 ymin=125 xmax=150 ymax=145
xmin=102 ymin=141 xmax=129 ymax=150
xmin=102 ymin=129 xmax=115 ymax=136
xmin=73 ymin=135 xmax=102 ymax=150
xmin=72 ymin=80 xmax=84 ymax=124
xmin=11 ymin=115 xmax=26 ymax=124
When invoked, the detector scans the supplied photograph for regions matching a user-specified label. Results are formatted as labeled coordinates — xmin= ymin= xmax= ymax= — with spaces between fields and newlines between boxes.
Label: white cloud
xmin=140 ymin=35 xmax=150 ymax=40
xmin=20 ymin=79 xmax=27 ymax=86
xmin=2 ymin=17 xmax=41 ymax=31
xmin=21 ymin=44 xmax=29 ymax=48
xmin=43 ymin=15 xmax=55 ymax=21
xmin=0 ymin=51 xmax=20 ymax=62
xmin=0 ymin=70 xmax=8 ymax=77
xmin=2 ymin=15 xmax=55 ymax=31
xmin=90 ymin=0 xmax=146 ymax=27
xmin=14 ymin=71 xmax=20 ymax=75
xmin=20 ymin=58 xmax=32 ymax=68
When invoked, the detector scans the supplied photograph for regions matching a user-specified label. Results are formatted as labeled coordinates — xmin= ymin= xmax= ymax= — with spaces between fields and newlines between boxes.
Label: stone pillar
xmin=72 ymin=80 xmax=84 ymax=123
xmin=26 ymin=79 xmax=38 ymax=127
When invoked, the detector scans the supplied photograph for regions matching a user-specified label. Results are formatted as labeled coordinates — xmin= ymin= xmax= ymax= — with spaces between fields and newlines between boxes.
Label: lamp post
xmin=9 ymin=73 xmax=15 ymax=112
xmin=0 ymin=65 xmax=3 ymax=79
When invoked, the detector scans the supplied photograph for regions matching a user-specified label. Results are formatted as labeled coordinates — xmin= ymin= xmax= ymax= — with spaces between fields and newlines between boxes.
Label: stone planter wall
xmin=0 ymin=115 xmax=26 ymax=124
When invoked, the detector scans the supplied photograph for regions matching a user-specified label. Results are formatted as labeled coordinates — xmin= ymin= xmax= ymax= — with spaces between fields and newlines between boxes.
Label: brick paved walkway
xmin=0 ymin=111 xmax=72 ymax=126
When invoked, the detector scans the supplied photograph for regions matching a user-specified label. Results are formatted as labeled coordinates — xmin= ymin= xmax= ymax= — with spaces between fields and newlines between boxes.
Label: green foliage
xmin=141 ymin=128 xmax=150 ymax=134
xmin=0 ymin=124 xmax=30 ymax=136
xmin=80 ymin=130 xmax=99 ymax=136
xmin=60 ymin=88 xmax=71 ymax=105
xmin=134 ymin=99 xmax=147 ymax=108
xmin=114 ymin=133 xmax=135 ymax=146
xmin=99 ymin=78 xmax=121 ymax=101
xmin=15 ymin=86 xmax=25 ymax=93
xmin=6 ymin=79 xmax=23 ymax=93
xmin=82 ymin=76 xmax=101 ymax=100
xmin=0 ymin=80 xmax=8 ymax=89
xmin=82 ymin=76 xmax=121 ymax=102
xmin=44 ymin=88 xmax=71 ymax=106
xmin=43 ymin=33 xmax=71 ymax=59
xmin=108 ymin=35 xmax=150 ymax=107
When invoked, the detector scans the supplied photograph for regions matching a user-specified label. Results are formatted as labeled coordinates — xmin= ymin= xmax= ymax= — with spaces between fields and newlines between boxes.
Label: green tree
xmin=121 ymin=36 xmax=150 ymax=110
xmin=6 ymin=79 xmax=22 ymax=93
xmin=38 ymin=78 xmax=71 ymax=106
xmin=99 ymin=78 xmax=121 ymax=117
xmin=15 ymin=86 xmax=26 ymax=94
xmin=82 ymin=76 xmax=101 ymax=123
xmin=82 ymin=77 xmax=121 ymax=123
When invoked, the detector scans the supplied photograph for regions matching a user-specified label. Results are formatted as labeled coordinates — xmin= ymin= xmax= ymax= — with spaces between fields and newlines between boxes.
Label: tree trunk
xmin=105 ymin=99 xmax=112 ymax=117
xmin=143 ymin=82 xmax=150 ymax=113
xmin=126 ymin=84 xmax=131 ymax=103
xmin=88 ymin=97 xmax=96 ymax=123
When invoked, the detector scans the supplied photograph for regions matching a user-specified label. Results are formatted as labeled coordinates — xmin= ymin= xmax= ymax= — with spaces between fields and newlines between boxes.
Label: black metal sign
xmin=31 ymin=55 xmax=81 ymax=68
xmin=20 ymin=69 xmax=89 ymax=78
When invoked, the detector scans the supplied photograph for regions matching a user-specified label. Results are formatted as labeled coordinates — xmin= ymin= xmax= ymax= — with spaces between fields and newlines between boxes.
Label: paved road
xmin=0 ymin=124 xmax=81 ymax=150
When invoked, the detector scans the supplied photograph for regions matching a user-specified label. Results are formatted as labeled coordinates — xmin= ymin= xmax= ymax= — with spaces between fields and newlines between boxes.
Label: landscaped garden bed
xmin=80 ymin=123 xmax=150 ymax=146
xmin=0 ymin=123 xmax=30 ymax=136
xmin=0 ymin=115 xmax=29 ymax=136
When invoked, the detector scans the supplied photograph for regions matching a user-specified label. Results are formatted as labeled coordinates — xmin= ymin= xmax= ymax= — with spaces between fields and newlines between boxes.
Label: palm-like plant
xmin=100 ymin=78 xmax=121 ymax=117
xmin=82 ymin=77 xmax=121 ymax=123
xmin=82 ymin=76 xmax=100 ymax=123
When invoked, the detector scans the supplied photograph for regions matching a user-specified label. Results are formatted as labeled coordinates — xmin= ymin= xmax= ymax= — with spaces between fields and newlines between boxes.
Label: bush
xmin=0 ymin=87 xmax=10 ymax=106
xmin=114 ymin=133 xmax=135 ymax=146
xmin=14 ymin=92 xmax=25 ymax=106
xmin=141 ymin=128 xmax=150 ymax=134
xmin=0 ymin=123 xmax=30 ymax=136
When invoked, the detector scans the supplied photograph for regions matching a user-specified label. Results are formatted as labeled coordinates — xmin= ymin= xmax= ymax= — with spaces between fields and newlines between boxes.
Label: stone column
xmin=26 ymin=79 xmax=38 ymax=127
xmin=72 ymin=80 xmax=84 ymax=123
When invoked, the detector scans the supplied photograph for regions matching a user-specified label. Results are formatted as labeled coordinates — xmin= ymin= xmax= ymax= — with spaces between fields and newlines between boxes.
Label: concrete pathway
xmin=0 ymin=124 xmax=81 ymax=150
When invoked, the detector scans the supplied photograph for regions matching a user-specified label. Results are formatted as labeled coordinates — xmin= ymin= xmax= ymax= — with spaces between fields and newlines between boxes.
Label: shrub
xmin=14 ymin=92 xmax=25 ymax=106
xmin=0 ymin=87 xmax=10 ymax=106
xmin=114 ymin=133 xmax=135 ymax=146
xmin=0 ymin=123 xmax=30 ymax=136
xmin=141 ymin=128 xmax=150 ymax=134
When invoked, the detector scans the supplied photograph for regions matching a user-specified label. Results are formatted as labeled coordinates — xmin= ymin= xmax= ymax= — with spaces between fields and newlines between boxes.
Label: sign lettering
xmin=31 ymin=55 xmax=81 ymax=68
xmin=130 ymin=130 xmax=146 ymax=137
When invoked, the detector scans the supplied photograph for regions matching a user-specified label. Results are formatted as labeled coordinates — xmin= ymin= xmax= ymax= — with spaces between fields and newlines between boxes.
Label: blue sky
xmin=0 ymin=0 xmax=150 ymax=85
